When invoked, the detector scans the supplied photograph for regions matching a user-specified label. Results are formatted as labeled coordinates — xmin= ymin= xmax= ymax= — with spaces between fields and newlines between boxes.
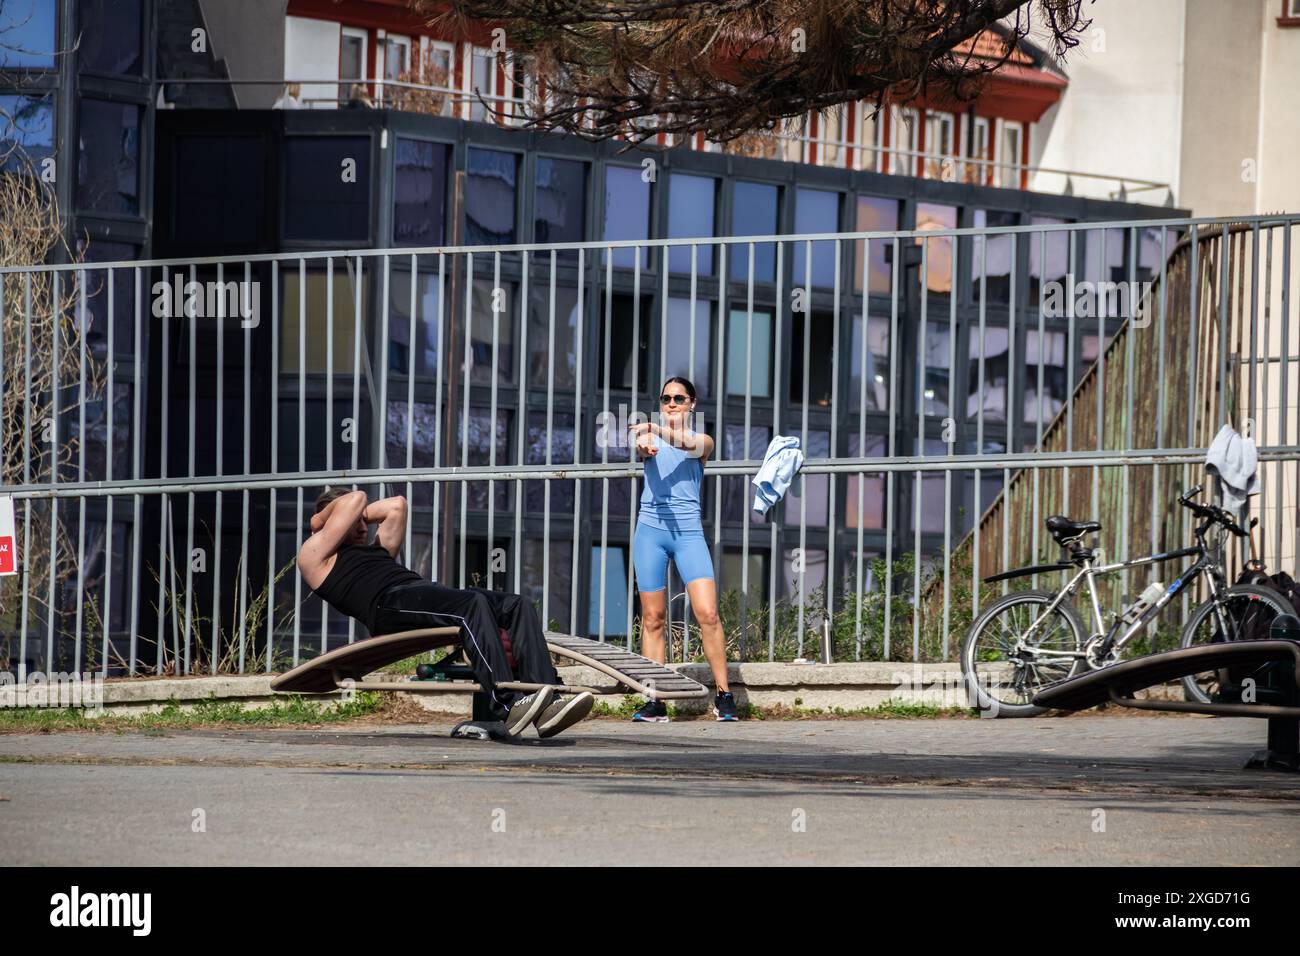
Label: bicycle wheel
xmin=1179 ymin=584 xmax=1292 ymax=704
xmin=960 ymin=590 xmax=1087 ymax=717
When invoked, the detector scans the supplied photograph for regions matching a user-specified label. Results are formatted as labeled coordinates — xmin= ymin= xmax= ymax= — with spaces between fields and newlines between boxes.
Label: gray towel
xmin=1205 ymin=424 xmax=1259 ymax=516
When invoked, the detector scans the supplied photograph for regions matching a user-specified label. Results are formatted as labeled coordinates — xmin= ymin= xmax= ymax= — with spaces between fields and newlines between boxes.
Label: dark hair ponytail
xmin=662 ymin=376 xmax=697 ymax=401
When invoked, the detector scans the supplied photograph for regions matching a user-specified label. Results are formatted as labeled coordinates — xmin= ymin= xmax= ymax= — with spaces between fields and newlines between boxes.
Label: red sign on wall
xmin=0 ymin=496 xmax=16 ymax=576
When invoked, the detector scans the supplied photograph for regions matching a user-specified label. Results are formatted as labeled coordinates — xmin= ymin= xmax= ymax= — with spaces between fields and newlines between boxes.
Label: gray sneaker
xmin=535 ymin=692 xmax=595 ymax=739
xmin=504 ymin=688 xmax=554 ymax=737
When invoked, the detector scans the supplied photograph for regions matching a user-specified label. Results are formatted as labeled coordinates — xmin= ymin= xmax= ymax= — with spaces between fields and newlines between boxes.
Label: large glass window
xmin=602 ymin=165 xmax=650 ymax=268
xmin=1029 ymin=215 xmax=1070 ymax=303
xmin=527 ymin=283 xmax=580 ymax=388
xmin=970 ymin=209 xmax=1017 ymax=305
xmin=534 ymin=156 xmax=586 ymax=249
xmin=0 ymin=92 xmax=54 ymax=173
xmin=387 ymin=268 xmax=441 ymax=379
xmin=854 ymin=196 xmax=898 ymax=294
xmin=597 ymin=293 xmax=651 ymax=392
xmin=393 ymin=139 xmax=448 ymax=246
xmin=792 ymin=188 xmax=839 ymax=289
xmin=78 ymin=0 xmax=141 ymax=75
xmin=721 ymin=423 xmax=771 ymax=524
xmin=172 ymin=135 xmax=266 ymax=244
xmin=468 ymin=279 xmax=515 ymax=385
xmin=915 ymin=202 xmax=956 ymax=296
xmin=77 ymin=99 xmax=142 ymax=215
xmin=525 ymin=411 xmax=576 ymax=513
xmin=279 ymin=267 xmax=367 ymax=374
xmin=524 ymin=538 xmax=573 ymax=633
xmin=457 ymin=408 xmax=511 ymax=512
xmin=1024 ymin=329 xmax=1068 ymax=427
xmin=283 ymin=136 xmax=370 ymax=241
xmin=726 ymin=308 xmax=772 ymax=398
xmin=729 ymin=181 xmax=778 ymax=282
xmin=465 ymin=147 xmax=518 ymax=245
xmin=1083 ymin=226 xmax=1125 ymax=286
xmin=783 ymin=429 xmax=830 ymax=525
xmin=966 ymin=325 xmax=1010 ymax=423
xmin=0 ymin=0 xmax=56 ymax=68
xmin=922 ymin=324 xmax=953 ymax=416
xmin=385 ymin=400 xmax=439 ymax=506
xmin=848 ymin=314 xmax=890 ymax=412
xmin=77 ymin=240 xmax=139 ymax=362
xmin=667 ymin=173 xmax=716 ymax=275
xmin=844 ymin=433 xmax=886 ymax=529
xmin=789 ymin=310 xmax=834 ymax=406
xmin=664 ymin=298 xmax=711 ymax=398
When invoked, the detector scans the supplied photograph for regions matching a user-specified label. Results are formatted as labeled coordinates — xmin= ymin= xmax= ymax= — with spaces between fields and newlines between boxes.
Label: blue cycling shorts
xmin=633 ymin=523 xmax=715 ymax=593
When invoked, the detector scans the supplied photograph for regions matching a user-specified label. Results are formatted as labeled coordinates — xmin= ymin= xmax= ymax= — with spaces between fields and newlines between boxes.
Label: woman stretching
xmin=629 ymin=376 xmax=738 ymax=721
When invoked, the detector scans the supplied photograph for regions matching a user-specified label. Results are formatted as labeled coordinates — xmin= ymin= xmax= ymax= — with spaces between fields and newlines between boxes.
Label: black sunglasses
xmin=660 ymin=394 xmax=690 ymax=406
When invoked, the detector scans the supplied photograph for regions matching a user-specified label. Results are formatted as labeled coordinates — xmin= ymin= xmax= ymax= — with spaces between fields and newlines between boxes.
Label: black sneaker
xmin=713 ymin=691 xmax=740 ymax=722
xmin=631 ymin=699 xmax=669 ymax=722
xmin=536 ymin=692 xmax=595 ymax=739
xmin=504 ymin=688 xmax=554 ymax=737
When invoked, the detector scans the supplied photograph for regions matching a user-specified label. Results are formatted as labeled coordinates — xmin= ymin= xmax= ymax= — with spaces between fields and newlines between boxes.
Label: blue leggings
xmin=633 ymin=523 xmax=715 ymax=593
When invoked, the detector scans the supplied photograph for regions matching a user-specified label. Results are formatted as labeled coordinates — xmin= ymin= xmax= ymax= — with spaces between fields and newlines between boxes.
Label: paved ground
xmin=2 ymin=715 xmax=1299 ymax=865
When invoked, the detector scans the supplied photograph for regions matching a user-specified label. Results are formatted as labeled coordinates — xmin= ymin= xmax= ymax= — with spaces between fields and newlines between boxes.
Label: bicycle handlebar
xmin=1178 ymin=486 xmax=1247 ymax=537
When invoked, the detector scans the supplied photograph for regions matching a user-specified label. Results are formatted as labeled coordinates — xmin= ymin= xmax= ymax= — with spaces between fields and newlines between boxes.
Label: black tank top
xmin=313 ymin=544 xmax=423 ymax=631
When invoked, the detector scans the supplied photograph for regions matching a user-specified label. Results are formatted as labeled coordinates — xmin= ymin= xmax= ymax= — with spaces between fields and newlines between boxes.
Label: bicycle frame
xmin=1014 ymin=521 xmax=1229 ymax=667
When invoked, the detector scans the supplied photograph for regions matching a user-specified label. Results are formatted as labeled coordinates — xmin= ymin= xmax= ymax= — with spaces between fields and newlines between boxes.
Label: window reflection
xmin=844 ymin=433 xmax=886 ymax=529
xmin=77 ymin=99 xmax=142 ymax=216
xmin=668 ymin=173 xmax=716 ymax=275
xmin=665 ymin=298 xmax=711 ymax=398
xmin=915 ymin=202 xmax=956 ymax=296
xmin=849 ymin=314 xmax=890 ymax=412
xmin=534 ymin=156 xmax=586 ymax=252
xmin=602 ymin=166 xmax=650 ymax=268
xmin=393 ymin=139 xmax=448 ymax=246
xmin=970 ymin=209 xmax=1016 ymax=304
xmin=466 ymin=148 xmax=518 ymax=245
xmin=792 ymin=188 xmax=839 ymax=288
xmin=726 ymin=309 xmax=772 ymax=398
xmin=789 ymin=310 xmax=834 ymax=406
xmin=527 ymin=283 xmax=580 ymax=388
xmin=1023 ymin=330 xmax=1068 ymax=426
xmin=966 ymin=325 xmax=1009 ymax=423
xmin=730 ymin=181 xmax=779 ymax=283
xmin=468 ymin=279 xmax=515 ymax=385
xmin=854 ymin=196 xmax=898 ymax=294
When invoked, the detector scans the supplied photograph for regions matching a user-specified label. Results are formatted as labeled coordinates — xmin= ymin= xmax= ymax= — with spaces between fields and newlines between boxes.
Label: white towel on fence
xmin=752 ymin=436 xmax=804 ymax=514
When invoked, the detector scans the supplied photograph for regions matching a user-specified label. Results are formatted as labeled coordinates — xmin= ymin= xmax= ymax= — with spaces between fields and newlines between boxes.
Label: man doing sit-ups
xmin=297 ymin=487 xmax=593 ymax=738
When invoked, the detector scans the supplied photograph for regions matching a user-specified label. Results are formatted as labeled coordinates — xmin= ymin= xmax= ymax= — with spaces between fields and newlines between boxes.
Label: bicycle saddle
xmin=1045 ymin=515 xmax=1101 ymax=542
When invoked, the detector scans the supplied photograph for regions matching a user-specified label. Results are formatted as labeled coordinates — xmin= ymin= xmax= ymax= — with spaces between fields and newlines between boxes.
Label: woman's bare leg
xmin=686 ymin=578 xmax=730 ymax=693
xmin=638 ymin=590 xmax=667 ymax=663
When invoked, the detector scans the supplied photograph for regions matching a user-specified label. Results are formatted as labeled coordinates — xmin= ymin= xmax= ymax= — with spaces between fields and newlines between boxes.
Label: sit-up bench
xmin=1033 ymin=639 xmax=1300 ymax=771
xmin=270 ymin=626 xmax=708 ymax=738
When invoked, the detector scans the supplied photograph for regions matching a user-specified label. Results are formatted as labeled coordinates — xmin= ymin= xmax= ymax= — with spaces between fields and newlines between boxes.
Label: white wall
xmin=285 ymin=15 xmax=341 ymax=108
xmin=1029 ymin=0 xmax=1186 ymax=203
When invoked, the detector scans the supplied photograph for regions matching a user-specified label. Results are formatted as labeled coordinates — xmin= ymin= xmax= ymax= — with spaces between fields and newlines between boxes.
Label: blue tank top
xmin=639 ymin=433 xmax=705 ymax=531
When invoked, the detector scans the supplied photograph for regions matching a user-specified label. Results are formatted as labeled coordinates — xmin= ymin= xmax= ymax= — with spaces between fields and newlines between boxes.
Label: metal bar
xmin=211 ymin=261 xmax=225 ymax=674
xmin=74 ymin=270 xmax=87 ymax=673
xmin=543 ymin=250 xmax=556 ymax=628
xmin=487 ymin=252 xmax=500 ymax=590
xmin=514 ymin=251 xmax=528 ymax=593
xmin=239 ymin=261 xmax=252 ymax=674
xmin=570 ymin=249 xmax=584 ymax=633
xmin=884 ymin=237 xmax=899 ymax=658
xmin=129 ymin=267 xmax=142 ymax=675
xmin=798 ymin=240 xmax=811 ymax=659
xmin=268 ymin=259 xmax=281 ymax=673
xmin=184 ymin=264 xmax=196 ymax=675
xmin=405 ymin=253 xmax=417 ymax=563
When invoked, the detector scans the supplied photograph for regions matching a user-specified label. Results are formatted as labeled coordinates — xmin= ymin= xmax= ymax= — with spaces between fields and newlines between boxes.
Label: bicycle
xmin=960 ymin=485 xmax=1292 ymax=717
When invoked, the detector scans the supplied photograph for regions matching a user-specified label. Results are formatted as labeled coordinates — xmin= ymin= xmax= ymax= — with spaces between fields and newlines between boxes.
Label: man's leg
xmin=467 ymin=587 xmax=559 ymax=686
xmin=371 ymin=583 xmax=518 ymax=720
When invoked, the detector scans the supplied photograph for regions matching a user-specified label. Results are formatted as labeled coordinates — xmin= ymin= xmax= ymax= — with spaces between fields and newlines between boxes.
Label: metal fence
xmin=0 ymin=215 xmax=1296 ymax=679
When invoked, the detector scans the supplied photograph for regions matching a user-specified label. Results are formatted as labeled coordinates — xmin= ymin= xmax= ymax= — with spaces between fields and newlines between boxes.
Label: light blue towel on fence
xmin=752 ymin=435 xmax=804 ymax=514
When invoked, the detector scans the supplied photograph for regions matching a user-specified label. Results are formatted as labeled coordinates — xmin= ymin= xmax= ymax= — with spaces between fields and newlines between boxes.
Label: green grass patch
xmin=0 ymin=692 xmax=386 ymax=733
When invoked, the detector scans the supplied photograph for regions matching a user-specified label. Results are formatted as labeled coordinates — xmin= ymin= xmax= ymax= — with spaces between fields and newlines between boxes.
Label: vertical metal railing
xmin=0 ymin=215 xmax=1296 ymax=679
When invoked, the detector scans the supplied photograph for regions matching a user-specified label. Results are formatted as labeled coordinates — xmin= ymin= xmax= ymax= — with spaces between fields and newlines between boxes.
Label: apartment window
xmin=854 ymin=196 xmax=899 ymax=294
xmin=534 ymin=156 xmax=586 ymax=248
xmin=729 ymin=181 xmax=779 ymax=283
xmin=970 ymin=209 xmax=1017 ymax=305
xmin=664 ymin=298 xmax=712 ymax=397
xmin=915 ymin=203 xmax=957 ymax=296
xmin=525 ymin=411 xmax=576 ymax=513
xmin=283 ymin=136 xmax=370 ymax=241
xmin=997 ymin=120 xmax=1024 ymax=188
xmin=789 ymin=310 xmax=835 ymax=406
xmin=423 ymin=40 xmax=456 ymax=115
xmin=1029 ymin=215 xmax=1070 ymax=303
xmin=721 ymin=424 xmax=771 ymax=525
xmin=726 ymin=309 xmax=772 ymax=398
xmin=922 ymin=324 xmax=953 ymax=416
xmin=77 ymin=99 xmax=142 ymax=215
xmin=78 ymin=240 xmax=139 ymax=362
xmin=458 ymin=408 xmax=511 ymax=512
xmin=969 ymin=116 xmax=991 ymax=184
xmin=78 ymin=0 xmax=142 ymax=75
xmin=384 ymin=35 xmax=411 ymax=81
xmin=923 ymin=111 xmax=955 ymax=179
xmin=1024 ymin=330 xmax=1068 ymax=426
xmin=463 ymin=45 xmax=498 ymax=122
xmin=783 ymin=430 xmax=831 ymax=526
xmin=465 ymin=147 xmax=518 ymax=245
xmin=890 ymin=107 xmax=919 ymax=175
xmin=0 ymin=92 xmax=54 ymax=173
xmin=602 ymin=165 xmax=651 ymax=269
xmin=858 ymin=106 xmax=883 ymax=172
xmin=393 ymin=138 xmax=448 ymax=246
xmin=172 ymin=135 xmax=266 ymax=244
xmin=0 ymin=0 xmax=55 ymax=68
xmin=668 ymin=173 xmax=717 ymax=275
xmin=503 ymin=52 xmax=535 ymax=123
xmin=1083 ymin=226 xmax=1125 ymax=286
xmin=340 ymin=28 xmax=368 ymax=103
xmin=793 ymin=187 xmax=840 ymax=289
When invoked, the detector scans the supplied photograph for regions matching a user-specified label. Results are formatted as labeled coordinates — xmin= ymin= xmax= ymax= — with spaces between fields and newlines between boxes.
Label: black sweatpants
xmin=370 ymin=582 xmax=559 ymax=720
